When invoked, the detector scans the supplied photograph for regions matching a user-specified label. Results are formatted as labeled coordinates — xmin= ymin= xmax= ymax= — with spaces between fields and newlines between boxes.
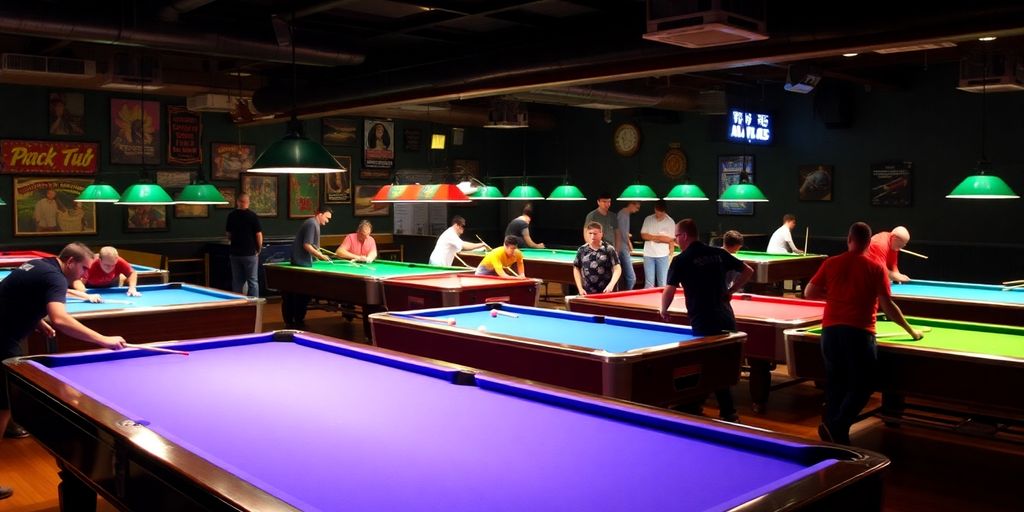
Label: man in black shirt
xmin=282 ymin=207 xmax=333 ymax=326
xmin=0 ymin=242 xmax=126 ymax=500
xmin=225 ymin=193 xmax=263 ymax=297
xmin=660 ymin=219 xmax=753 ymax=422
xmin=504 ymin=203 xmax=545 ymax=249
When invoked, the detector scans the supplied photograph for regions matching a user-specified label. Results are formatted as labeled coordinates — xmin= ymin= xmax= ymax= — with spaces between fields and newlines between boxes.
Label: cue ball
xmin=478 ymin=325 xmax=487 ymax=332
xmin=491 ymin=310 xmax=498 ymax=318
xmin=447 ymin=318 xmax=456 ymax=326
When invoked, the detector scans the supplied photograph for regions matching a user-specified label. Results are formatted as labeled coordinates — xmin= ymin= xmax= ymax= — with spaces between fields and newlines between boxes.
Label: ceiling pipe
xmin=509 ymin=85 xmax=702 ymax=111
xmin=0 ymin=9 xmax=364 ymax=67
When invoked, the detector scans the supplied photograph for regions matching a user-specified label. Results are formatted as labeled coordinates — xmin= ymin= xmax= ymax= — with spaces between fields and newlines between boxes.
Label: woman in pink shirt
xmin=336 ymin=220 xmax=378 ymax=263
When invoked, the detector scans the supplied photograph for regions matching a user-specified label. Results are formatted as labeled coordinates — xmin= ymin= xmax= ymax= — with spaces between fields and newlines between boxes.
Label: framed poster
xmin=13 ymin=177 xmax=97 ymax=236
xmin=241 ymin=174 xmax=278 ymax=217
xmin=212 ymin=143 xmax=256 ymax=180
xmin=174 ymin=203 xmax=209 ymax=218
xmin=288 ymin=174 xmax=320 ymax=219
xmin=155 ymin=170 xmax=193 ymax=189
xmin=216 ymin=186 xmax=237 ymax=209
xmin=321 ymin=118 xmax=359 ymax=146
xmin=354 ymin=185 xmax=390 ymax=217
xmin=717 ymin=155 xmax=755 ymax=216
xmin=798 ymin=164 xmax=833 ymax=201
xmin=871 ymin=161 xmax=913 ymax=207
xmin=110 ymin=98 xmax=161 ymax=164
xmin=323 ymin=156 xmax=352 ymax=204
xmin=49 ymin=92 xmax=85 ymax=136
xmin=123 ymin=205 xmax=168 ymax=232
xmin=403 ymin=128 xmax=422 ymax=152
xmin=363 ymin=119 xmax=394 ymax=169
xmin=167 ymin=105 xmax=203 ymax=165
xmin=359 ymin=168 xmax=391 ymax=180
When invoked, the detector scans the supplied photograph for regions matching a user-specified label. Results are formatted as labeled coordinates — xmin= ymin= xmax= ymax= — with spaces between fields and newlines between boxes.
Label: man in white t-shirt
xmin=429 ymin=216 xmax=486 ymax=267
xmin=767 ymin=214 xmax=804 ymax=254
xmin=640 ymin=200 xmax=675 ymax=287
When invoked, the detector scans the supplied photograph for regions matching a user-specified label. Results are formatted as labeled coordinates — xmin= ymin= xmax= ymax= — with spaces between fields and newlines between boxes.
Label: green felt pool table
xmin=785 ymin=317 xmax=1024 ymax=422
xmin=458 ymin=247 xmax=645 ymax=286
xmin=890 ymin=279 xmax=1024 ymax=325
xmin=629 ymin=247 xmax=827 ymax=285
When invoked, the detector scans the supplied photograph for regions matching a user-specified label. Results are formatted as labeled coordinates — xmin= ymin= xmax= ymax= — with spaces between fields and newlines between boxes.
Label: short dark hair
xmin=503 ymin=236 xmax=520 ymax=247
xmin=653 ymin=199 xmax=667 ymax=212
xmin=315 ymin=206 xmax=333 ymax=215
xmin=676 ymin=218 xmax=698 ymax=238
xmin=597 ymin=192 xmax=612 ymax=200
xmin=585 ymin=221 xmax=603 ymax=231
xmin=783 ymin=214 xmax=796 ymax=223
xmin=451 ymin=215 xmax=466 ymax=227
xmin=59 ymin=242 xmax=94 ymax=263
xmin=848 ymin=222 xmax=872 ymax=249
xmin=723 ymin=230 xmax=744 ymax=248
xmin=522 ymin=204 xmax=534 ymax=217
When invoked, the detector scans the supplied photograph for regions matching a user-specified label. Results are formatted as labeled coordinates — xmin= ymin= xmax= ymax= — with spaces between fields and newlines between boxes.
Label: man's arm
xmin=522 ymin=228 xmax=544 ymax=249
xmin=256 ymin=231 xmax=264 ymax=251
xmin=125 ymin=270 xmax=140 ymax=296
xmin=659 ymin=285 xmax=677 ymax=320
xmin=878 ymin=296 xmax=923 ymax=340
xmin=803 ymin=281 xmax=826 ymax=300
xmin=605 ymin=264 xmax=622 ymax=293
xmin=726 ymin=264 xmax=754 ymax=296
xmin=573 ymin=267 xmax=586 ymax=295
xmin=46 ymin=302 xmax=125 ymax=350
xmin=67 ymin=284 xmax=101 ymax=303
xmin=461 ymin=241 xmax=486 ymax=251
xmin=889 ymin=266 xmax=910 ymax=283
xmin=306 ymin=242 xmax=330 ymax=261
xmin=365 ymin=246 xmax=378 ymax=263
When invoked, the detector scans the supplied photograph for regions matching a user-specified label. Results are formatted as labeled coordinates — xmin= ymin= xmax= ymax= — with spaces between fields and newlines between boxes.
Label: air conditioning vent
xmin=0 ymin=53 xmax=96 ymax=78
xmin=643 ymin=0 xmax=767 ymax=49
xmin=104 ymin=53 xmax=161 ymax=88
xmin=187 ymin=93 xmax=247 ymax=112
xmin=957 ymin=54 xmax=1024 ymax=93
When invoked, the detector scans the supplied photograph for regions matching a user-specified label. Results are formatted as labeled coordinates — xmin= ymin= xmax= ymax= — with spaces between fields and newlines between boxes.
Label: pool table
xmin=458 ymin=247 xmax=645 ymax=286
xmin=370 ymin=303 xmax=745 ymax=408
xmin=785 ymin=317 xmax=1024 ymax=421
xmin=629 ymin=247 xmax=827 ymax=285
xmin=4 ymin=330 xmax=888 ymax=511
xmin=0 ymin=249 xmax=56 ymax=267
xmin=381 ymin=274 xmax=540 ymax=310
xmin=26 ymin=283 xmax=264 ymax=354
xmin=130 ymin=263 xmax=170 ymax=284
xmin=264 ymin=259 xmax=469 ymax=333
xmin=567 ymin=288 xmax=825 ymax=412
xmin=890 ymin=279 xmax=1024 ymax=325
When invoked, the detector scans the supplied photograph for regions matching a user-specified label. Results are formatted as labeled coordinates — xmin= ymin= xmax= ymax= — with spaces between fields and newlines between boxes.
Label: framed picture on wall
xmin=216 ymin=186 xmax=237 ymax=209
xmin=212 ymin=143 xmax=256 ymax=180
xmin=174 ymin=203 xmax=209 ymax=218
xmin=323 ymin=156 xmax=352 ymax=204
xmin=12 ymin=177 xmax=97 ymax=236
xmin=717 ymin=155 xmax=755 ymax=216
xmin=110 ymin=98 xmax=161 ymax=165
xmin=155 ymin=170 xmax=194 ymax=189
xmin=321 ymin=118 xmax=359 ymax=146
xmin=241 ymin=174 xmax=278 ymax=217
xmin=354 ymin=185 xmax=390 ymax=217
xmin=49 ymin=92 xmax=85 ymax=136
xmin=124 ymin=205 xmax=169 ymax=232
xmin=870 ymin=161 xmax=913 ymax=207
xmin=288 ymin=174 xmax=321 ymax=218
xmin=798 ymin=164 xmax=833 ymax=201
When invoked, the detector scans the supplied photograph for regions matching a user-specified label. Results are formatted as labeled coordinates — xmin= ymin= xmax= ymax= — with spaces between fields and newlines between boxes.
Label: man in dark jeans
xmin=225 ymin=193 xmax=263 ymax=297
xmin=804 ymin=222 xmax=922 ymax=445
xmin=660 ymin=219 xmax=753 ymax=423
xmin=282 ymin=207 xmax=333 ymax=327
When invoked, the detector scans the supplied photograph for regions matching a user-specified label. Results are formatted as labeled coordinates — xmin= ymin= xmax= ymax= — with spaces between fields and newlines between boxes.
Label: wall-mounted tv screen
xmin=727 ymin=109 xmax=772 ymax=145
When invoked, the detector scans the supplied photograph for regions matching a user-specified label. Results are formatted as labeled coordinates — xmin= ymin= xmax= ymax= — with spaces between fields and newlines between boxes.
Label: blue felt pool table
xmin=4 ymin=330 xmax=888 ymax=511
xmin=25 ymin=282 xmax=264 ymax=354
xmin=890 ymin=279 xmax=1024 ymax=325
xmin=370 ymin=303 xmax=746 ymax=408
xmin=0 ymin=264 xmax=167 ymax=284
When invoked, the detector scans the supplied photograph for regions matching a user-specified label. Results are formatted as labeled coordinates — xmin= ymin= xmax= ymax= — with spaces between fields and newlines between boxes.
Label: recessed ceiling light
xmin=978 ymin=36 xmax=997 ymax=42
xmin=227 ymin=71 xmax=252 ymax=77
xmin=842 ymin=53 xmax=859 ymax=57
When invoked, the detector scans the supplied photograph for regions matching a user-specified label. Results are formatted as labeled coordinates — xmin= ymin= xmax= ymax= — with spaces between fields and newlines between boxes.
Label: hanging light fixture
xmin=117 ymin=64 xmax=175 ymax=206
xmin=0 ymin=196 xmax=6 ymax=205
xmin=664 ymin=176 xmax=709 ymax=201
xmin=718 ymin=157 xmax=768 ymax=202
xmin=947 ymin=44 xmax=1019 ymax=199
xmin=617 ymin=183 xmax=659 ymax=201
xmin=249 ymin=16 xmax=345 ymax=174
xmin=372 ymin=183 xmax=471 ymax=203
xmin=507 ymin=133 xmax=544 ymax=200
xmin=76 ymin=182 xmax=121 ymax=203
xmin=547 ymin=137 xmax=585 ymax=201
xmin=469 ymin=183 xmax=505 ymax=199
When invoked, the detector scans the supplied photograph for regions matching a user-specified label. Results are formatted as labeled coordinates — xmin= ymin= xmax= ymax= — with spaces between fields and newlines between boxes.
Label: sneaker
xmin=4 ymin=423 xmax=29 ymax=439
xmin=720 ymin=413 xmax=740 ymax=423
xmin=817 ymin=422 xmax=835 ymax=443
xmin=0 ymin=485 xmax=13 ymax=500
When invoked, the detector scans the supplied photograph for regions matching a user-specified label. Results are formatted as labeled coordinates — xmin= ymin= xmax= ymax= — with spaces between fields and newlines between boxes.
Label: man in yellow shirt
xmin=476 ymin=236 xmax=525 ymax=277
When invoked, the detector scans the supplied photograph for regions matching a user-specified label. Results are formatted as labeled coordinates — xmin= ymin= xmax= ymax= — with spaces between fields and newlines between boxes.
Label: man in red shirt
xmin=866 ymin=225 xmax=911 ymax=283
xmin=72 ymin=246 xmax=141 ymax=298
xmin=804 ymin=222 xmax=922 ymax=445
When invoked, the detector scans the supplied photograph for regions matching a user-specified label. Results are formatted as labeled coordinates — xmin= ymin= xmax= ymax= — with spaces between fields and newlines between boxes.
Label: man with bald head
xmin=866 ymin=226 xmax=911 ymax=283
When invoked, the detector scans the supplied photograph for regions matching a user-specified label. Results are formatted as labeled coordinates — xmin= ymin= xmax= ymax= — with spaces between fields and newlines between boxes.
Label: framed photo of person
xmin=12 ymin=177 xmax=97 ymax=236
xmin=288 ymin=174 xmax=321 ymax=219
xmin=323 ymin=156 xmax=352 ymax=204
xmin=363 ymin=119 xmax=395 ymax=169
xmin=798 ymin=164 xmax=834 ymax=201
xmin=123 ymin=205 xmax=169 ymax=232
xmin=212 ymin=143 xmax=256 ymax=180
xmin=48 ymin=92 xmax=85 ymax=136
xmin=240 ymin=174 xmax=278 ymax=217
xmin=717 ymin=155 xmax=755 ymax=216
xmin=354 ymin=185 xmax=390 ymax=217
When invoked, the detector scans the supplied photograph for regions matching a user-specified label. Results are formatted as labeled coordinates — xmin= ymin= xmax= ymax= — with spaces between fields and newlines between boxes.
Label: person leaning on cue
xmin=476 ymin=236 xmax=525 ymax=277
xmin=866 ymin=225 xmax=912 ymax=283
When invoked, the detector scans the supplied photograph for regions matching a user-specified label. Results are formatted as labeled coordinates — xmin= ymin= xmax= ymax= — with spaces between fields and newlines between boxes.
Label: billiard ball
xmin=490 ymin=310 xmax=498 ymax=318
xmin=478 ymin=325 xmax=487 ymax=332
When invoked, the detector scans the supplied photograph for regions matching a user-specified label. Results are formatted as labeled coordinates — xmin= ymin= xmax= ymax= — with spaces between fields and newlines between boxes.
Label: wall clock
xmin=662 ymin=144 xmax=687 ymax=179
xmin=613 ymin=122 xmax=641 ymax=157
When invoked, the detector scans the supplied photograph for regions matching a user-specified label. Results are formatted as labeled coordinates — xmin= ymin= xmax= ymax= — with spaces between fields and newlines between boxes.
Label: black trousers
xmin=281 ymin=293 xmax=311 ymax=325
xmin=691 ymin=311 xmax=738 ymax=419
xmin=820 ymin=325 xmax=878 ymax=443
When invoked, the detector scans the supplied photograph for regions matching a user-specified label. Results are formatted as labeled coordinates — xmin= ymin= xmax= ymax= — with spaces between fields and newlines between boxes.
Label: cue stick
xmin=803 ymin=227 xmax=809 ymax=254
xmin=875 ymin=326 xmax=932 ymax=338
xmin=126 ymin=343 xmax=190 ymax=356
xmin=1002 ymin=279 xmax=1024 ymax=285
xmin=317 ymin=247 xmax=337 ymax=264
xmin=1002 ymin=283 xmax=1024 ymax=291
xmin=899 ymin=248 xmax=928 ymax=259
xmin=475 ymin=235 xmax=493 ymax=251
xmin=453 ymin=252 xmax=474 ymax=268
xmin=400 ymin=314 xmax=456 ymax=326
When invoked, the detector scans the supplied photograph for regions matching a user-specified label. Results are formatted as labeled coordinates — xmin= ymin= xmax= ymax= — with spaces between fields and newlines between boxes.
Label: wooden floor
xmin=2 ymin=294 xmax=1022 ymax=511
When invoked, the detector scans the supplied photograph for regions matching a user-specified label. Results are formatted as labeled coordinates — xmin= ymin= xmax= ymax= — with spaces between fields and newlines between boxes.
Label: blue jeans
xmin=643 ymin=256 xmax=669 ymax=288
xmin=230 ymin=254 xmax=259 ymax=297
xmin=821 ymin=325 xmax=878 ymax=444
xmin=618 ymin=248 xmax=635 ymax=290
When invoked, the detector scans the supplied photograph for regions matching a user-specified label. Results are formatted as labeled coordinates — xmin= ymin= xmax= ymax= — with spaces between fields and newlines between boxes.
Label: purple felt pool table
xmin=4 ymin=330 xmax=889 ymax=511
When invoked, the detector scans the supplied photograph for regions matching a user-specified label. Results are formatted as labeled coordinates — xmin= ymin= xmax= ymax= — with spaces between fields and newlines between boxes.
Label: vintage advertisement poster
xmin=288 ymin=174 xmax=320 ymax=218
xmin=110 ymin=98 xmax=161 ymax=165
xmin=212 ymin=143 xmax=256 ymax=180
xmin=13 ymin=177 xmax=97 ymax=236
xmin=363 ymin=119 xmax=395 ymax=169
xmin=1 ymin=140 xmax=99 ymax=175
xmin=167 ymin=105 xmax=203 ymax=165
xmin=871 ymin=161 xmax=913 ymax=206
xmin=323 ymin=156 xmax=352 ymax=204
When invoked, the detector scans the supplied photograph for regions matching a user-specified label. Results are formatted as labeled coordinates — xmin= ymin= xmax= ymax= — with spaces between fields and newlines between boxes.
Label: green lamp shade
xmin=75 ymin=184 xmax=121 ymax=203
xmin=0 ymin=196 xmax=6 ymax=205
xmin=946 ymin=174 xmax=1019 ymax=199
xmin=116 ymin=182 xmax=175 ymax=205
xmin=249 ymin=133 xmax=346 ymax=174
xmin=617 ymin=184 xmax=659 ymax=201
xmin=469 ymin=185 xmax=505 ymax=200
xmin=547 ymin=184 xmax=586 ymax=201
xmin=717 ymin=183 xmax=768 ymax=202
xmin=664 ymin=183 xmax=709 ymax=201
xmin=176 ymin=183 xmax=229 ymax=205
xmin=507 ymin=184 xmax=545 ymax=200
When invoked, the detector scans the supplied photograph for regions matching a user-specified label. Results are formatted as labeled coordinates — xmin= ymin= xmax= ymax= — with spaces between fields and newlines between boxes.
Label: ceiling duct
xmin=509 ymin=85 xmax=703 ymax=112
xmin=0 ymin=53 xmax=96 ymax=79
xmin=643 ymin=0 xmax=767 ymax=48
xmin=958 ymin=53 xmax=1024 ymax=92
xmin=484 ymin=100 xmax=528 ymax=129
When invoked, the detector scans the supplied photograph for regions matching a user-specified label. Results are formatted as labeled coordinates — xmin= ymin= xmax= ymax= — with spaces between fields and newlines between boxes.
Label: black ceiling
xmin=2 ymin=1 xmax=1024 ymax=122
